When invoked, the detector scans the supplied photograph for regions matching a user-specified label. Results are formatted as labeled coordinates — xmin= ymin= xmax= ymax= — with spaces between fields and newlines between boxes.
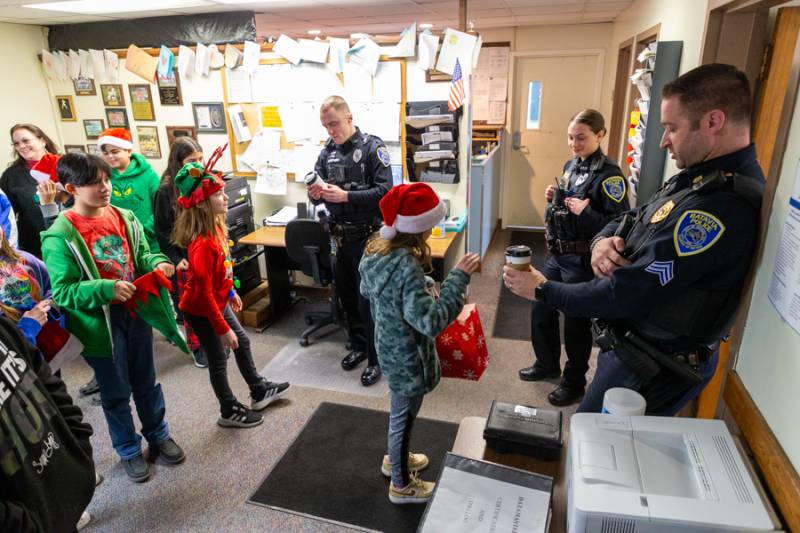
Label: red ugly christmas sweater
xmin=179 ymin=232 xmax=235 ymax=335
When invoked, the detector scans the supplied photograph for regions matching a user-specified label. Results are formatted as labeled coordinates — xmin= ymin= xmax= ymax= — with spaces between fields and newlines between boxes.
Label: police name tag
xmin=602 ymin=176 xmax=626 ymax=203
xmin=673 ymin=210 xmax=725 ymax=257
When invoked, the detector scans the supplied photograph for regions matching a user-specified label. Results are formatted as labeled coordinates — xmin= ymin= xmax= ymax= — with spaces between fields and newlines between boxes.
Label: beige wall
xmin=0 ymin=22 xmax=60 ymax=170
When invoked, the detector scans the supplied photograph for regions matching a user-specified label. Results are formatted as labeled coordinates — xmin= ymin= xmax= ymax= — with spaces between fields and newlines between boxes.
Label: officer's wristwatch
xmin=534 ymin=281 xmax=547 ymax=302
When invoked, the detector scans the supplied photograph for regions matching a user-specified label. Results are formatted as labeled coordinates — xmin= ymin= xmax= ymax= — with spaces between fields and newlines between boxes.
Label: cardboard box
xmin=240 ymin=281 xmax=268 ymax=310
xmin=242 ymin=298 xmax=271 ymax=328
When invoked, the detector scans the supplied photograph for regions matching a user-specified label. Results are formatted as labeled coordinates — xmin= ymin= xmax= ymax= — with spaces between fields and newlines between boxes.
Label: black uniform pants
xmin=530 ymin=254 xmax=594 ymax=390
xmin=335 ymin=237 xmax=378 ymax=366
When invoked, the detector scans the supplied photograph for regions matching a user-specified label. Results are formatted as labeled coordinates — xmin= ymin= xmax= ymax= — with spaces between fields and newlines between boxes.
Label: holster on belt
xmin=593 ymin=322 xmax=703 ymax=384
xmin=552 ymin=239 xmax=590 ymax=254
xmin=331 ymin=220 xmax=376 ymax=243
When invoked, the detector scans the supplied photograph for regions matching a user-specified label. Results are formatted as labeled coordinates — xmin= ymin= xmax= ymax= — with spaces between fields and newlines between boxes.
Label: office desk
xmin=452 ymin=416 xmax=567 ymax=533
xmin=238 ymin=226 xmax=460 ymax=326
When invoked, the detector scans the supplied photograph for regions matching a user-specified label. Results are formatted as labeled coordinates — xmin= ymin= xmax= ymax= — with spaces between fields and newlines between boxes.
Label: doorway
xmin=503 ymin=51 xmax=604 ymax=229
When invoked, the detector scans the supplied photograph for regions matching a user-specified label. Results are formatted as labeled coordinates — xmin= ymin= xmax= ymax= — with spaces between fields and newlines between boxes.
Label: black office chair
xmin=285 ymin=218 xmax=344 ymax=347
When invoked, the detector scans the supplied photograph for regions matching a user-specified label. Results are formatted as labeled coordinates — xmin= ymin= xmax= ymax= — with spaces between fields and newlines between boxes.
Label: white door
xmin=503 ymin=53 xmax=603 ymax=228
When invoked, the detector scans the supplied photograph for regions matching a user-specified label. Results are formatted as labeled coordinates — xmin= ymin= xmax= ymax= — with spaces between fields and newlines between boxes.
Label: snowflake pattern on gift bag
xmin=435 ymin=304 xmax=489 ymax=381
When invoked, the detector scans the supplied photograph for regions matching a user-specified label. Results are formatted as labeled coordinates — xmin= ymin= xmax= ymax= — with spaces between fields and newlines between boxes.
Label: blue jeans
xmin=86 ymin=305 xmax=170 ymax=460
xmin=578 ymin=348 xmax=718 ymax=415
xmin=388 ymin=391 xmax=424 ymax=488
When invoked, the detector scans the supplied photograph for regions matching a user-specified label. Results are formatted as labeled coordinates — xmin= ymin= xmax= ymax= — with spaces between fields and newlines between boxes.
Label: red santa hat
xmin=30 ymin=153 xmax=61 ymax=184
xmin=36 ymin=321 xmax=84 ymax=372
xmin=97 ymin=128 xmax=133 ymax=150
xmin=379 ymin=182 xmax=446 ymax=240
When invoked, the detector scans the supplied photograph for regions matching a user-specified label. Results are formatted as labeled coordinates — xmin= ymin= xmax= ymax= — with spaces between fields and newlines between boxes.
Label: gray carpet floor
xmin=62 ymin=228 xmax=595 ymax=532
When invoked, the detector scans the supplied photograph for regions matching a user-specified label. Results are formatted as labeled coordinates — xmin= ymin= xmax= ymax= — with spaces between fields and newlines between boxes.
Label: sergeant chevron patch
xmin=644 ymin=260 xmax=674 ymax=286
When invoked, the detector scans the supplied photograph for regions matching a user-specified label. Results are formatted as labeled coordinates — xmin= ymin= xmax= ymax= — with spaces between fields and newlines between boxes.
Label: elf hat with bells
xmin=174 ymin=144 xmax=228 ymax=208
xmin=379 ymin=182 xmax=446 ymax=240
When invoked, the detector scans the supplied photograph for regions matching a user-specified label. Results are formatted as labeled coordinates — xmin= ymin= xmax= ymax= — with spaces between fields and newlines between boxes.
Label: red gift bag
xmin=435 ymin=304 xmax=489 ymax=380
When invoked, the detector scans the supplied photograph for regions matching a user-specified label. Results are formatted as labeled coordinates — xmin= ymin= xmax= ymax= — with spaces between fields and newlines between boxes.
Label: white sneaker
xmin=77 ymin=511 xmax=91 ymax=530
xmin=381 ymin=452 xmax=429 ymax=477
xmin=389 ymin=474 xmax=435 ymax=505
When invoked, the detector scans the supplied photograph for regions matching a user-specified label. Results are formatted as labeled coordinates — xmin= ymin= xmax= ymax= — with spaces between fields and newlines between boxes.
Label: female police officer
xmin=519 ymin=109 xmax=629 ymax=406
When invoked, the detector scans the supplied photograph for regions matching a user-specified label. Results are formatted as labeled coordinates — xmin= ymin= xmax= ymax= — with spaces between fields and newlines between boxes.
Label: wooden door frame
xmin=698 ymin=2 xmax=800 ymax=530
xmin=500 ymin=49 xmax=606 ymax=229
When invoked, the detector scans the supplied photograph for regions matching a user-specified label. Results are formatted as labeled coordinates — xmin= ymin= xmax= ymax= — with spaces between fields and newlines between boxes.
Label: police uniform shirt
xmin=312 ymin=127 xmax=392 ymax=221
xmin=558 ymin=148 xmax=630 ymax=240
xmin=539 ymin=144 xmax=764 ymax=349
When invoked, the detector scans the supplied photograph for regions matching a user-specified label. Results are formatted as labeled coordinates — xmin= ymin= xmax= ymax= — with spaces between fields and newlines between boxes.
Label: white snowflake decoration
xmin=452 ymin=350 xmax=463 ymax=361
xmin=439 ymin=333 xmax=453 ymax=346
xmin=463 ymin=369 xmax=477 ymax=380
xmin=476 ymin=335 xmax=485 ymax=349
xmin=440 ymin=360 xmax=452 ymax=371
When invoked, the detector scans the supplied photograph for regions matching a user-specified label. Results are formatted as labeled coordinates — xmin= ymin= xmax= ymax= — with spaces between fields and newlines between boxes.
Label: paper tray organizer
xmin=405 ymin=100 xmax=461 ymax=184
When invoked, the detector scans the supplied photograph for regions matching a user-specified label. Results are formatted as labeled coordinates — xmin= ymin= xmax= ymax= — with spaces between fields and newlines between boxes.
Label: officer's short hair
xmin=320 ymin=95 xmax=351 ymax=115
xmin=570 ymin=109 xmax=606 ymax=135
xmin=662 ymin=63 xmax=751 ymax=128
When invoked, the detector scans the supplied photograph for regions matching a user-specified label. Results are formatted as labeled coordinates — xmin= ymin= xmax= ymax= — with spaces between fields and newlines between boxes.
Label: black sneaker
xmin=218 ymin=401 xmax=263 ymax=428
xmin=79 ymin=377 xmax=100 ymax=396
xmin=191 ymin=349 xmax=208 ymax=368
xmin=251 ymin=380 xmax=290 ymax=411
xmin=122 ymin=454 xmax=150 ymax=483
xmin=150 ymin=437 xmax=186 ymax=465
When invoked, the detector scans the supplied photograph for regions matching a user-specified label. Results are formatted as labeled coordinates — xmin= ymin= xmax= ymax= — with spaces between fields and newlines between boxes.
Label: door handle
xmin=512 ymin=131 xmax=526 ymax=150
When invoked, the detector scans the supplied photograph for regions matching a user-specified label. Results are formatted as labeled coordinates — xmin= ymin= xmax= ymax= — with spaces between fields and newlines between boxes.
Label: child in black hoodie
xmin=0 ymin=315 xmax=95 ymax=533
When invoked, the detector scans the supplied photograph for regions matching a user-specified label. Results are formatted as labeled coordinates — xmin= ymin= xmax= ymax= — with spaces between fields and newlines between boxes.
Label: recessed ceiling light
xmin=307 ymin=30 xmax=321 ymax=35
xmin=23 ymin=0 xmax=202 ymax=13
xmin=419 ymin=23 xmax=434 ymax=29
xmin=350 ymin=33 xmax=367 ymax=39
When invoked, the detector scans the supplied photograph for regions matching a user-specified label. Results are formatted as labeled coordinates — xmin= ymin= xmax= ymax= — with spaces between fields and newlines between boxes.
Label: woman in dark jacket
xmin=0 ymin=123 xmax=59 ymax=258
xmin=154 ymin=136 xmax=207 ymax=368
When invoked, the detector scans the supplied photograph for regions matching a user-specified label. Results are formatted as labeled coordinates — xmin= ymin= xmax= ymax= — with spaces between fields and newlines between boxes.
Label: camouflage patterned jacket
xmin=359 ymin=247 xmax=470 ymax=396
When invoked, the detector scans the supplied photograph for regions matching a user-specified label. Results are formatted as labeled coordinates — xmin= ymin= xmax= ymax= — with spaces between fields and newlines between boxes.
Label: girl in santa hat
xmin=171 ymin=161 xmax=290 ymax=428
xmin=359 ymin=182 xmax=480 ymax=505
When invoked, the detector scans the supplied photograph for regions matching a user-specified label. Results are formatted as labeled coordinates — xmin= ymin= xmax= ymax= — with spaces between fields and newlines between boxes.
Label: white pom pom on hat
xmin=378 ymin=182 xmax=446 ymax=239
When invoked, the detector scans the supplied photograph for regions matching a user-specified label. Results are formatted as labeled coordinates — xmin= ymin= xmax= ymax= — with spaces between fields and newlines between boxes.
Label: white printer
xmin=567 ymin=413 xmax=778 ymax=532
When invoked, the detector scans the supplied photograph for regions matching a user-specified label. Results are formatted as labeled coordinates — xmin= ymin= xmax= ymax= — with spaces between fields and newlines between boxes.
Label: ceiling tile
xmin=509 ymin=4 xmax=584 ymax=15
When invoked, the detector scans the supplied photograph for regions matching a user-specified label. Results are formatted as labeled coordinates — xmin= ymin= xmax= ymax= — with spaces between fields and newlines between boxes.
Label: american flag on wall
xmin=448 ymin=58 xmax=465 ymax=112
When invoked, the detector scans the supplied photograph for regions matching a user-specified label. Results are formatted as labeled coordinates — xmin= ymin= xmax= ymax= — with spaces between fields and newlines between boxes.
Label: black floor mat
xmin=492 ymin=230 xmax=549 ymax=341
xmin=249 ymin=402 xmax=458 ymax=533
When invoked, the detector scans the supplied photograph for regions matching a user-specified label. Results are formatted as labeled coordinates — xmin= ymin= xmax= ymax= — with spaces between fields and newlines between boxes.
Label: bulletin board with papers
xmin=471 ymin=43 xmax=510 ymax=125
xmin=220 ymin=57 xmax=407 ymax=195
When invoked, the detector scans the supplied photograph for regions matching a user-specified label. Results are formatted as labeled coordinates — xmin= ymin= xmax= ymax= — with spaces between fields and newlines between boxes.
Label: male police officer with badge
xmin=503 ymin=64 xmax=764 ymax=415
xmin=308 ymin=95 xmax=392 ymax=386
xmin=522 ymin=109 xmax=629 ymax=407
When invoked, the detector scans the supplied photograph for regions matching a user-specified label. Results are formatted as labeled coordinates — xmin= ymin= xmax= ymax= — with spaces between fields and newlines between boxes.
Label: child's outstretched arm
xmin=401 ymin=253 xmax=480 ymax=338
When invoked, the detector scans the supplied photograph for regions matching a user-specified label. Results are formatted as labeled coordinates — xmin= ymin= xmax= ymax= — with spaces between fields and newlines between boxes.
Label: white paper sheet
xmin=472 ymin=34 xmax=483 ymax=71
xmin=347 ymin=37 xmax=381 ymax=77
xmin=255 ymin=166 xmax=287 ymax=195
xmin=418 ymin=31 xmax=439 ymax=71
xmin=436 ymin=28 xmax=478 ymax=75
xmin=251 ymin=63 xmax=288 ymax=103
xmin=327 ymin=37 xmax=349 ymax=74
xmin=488 ymin=101 xmax=507 ymax=124
xmin=41 ymin=50 xmax=58 ymax=80
xmin=226 ymin=68 xmax=252 ymax=103
xmin=488 ymin=47 xmax=509 ymax=76
xmin=274 ymin=34 xmax=302 ymax=66
xmin=295 ymin=62 xmax=341 ymax=103
xmin=178 ymin=45 xmax=194 ymax=78
xmin=389 ymin=23 xmax=416 ymax=58
xmin=284 ymin=144 xmax=321 ymax=181
xmin=157 ymin=45 xmax=174 ymax=79
xmin=195 ymin=43 xmax=209 ymax=76
xmin=489 ymin=76 xmax=508 ymax=101
xmin=768 ymin=161 xmax=800 ymax=335
xmin=54 ymin=51 xmax=69 ymax=80
xmin=228 ymin=104 xmax=252 ymax=143
xmin=225 ymin=44 xmax=243 ymax=69
xmin=279 ymin=103 xmax=325 ymax=142
xmin=473 ymin=99 xmax=489 ymax=122
xmin=241 ymin=129 xmax=282 ymax=172
xmin=89 ymin=49 xmax=106 ymax=80
xmin=352 ymin=102 xmax=400 ymax=142
xmin=78 ymin=49 xmax=93 ymax=79
xmin=373 ymin=61 xmax=401 ymax=103
xmin=101 ymin=49 xmax=117 ymax=81
xmin=386 ymin=142 xmax=403 ymax=165
xmin=242 ymin=40 xmax=260 ymax=74
xmin=343 ymin=61 xmax=373 ymax=102
xmin=422 ymin=131 xmax=453 ymax=144
xmin=405 ymin=114 xmax=454 ymax=129
xmin=298 ymin=38 xmax=329 ymax=64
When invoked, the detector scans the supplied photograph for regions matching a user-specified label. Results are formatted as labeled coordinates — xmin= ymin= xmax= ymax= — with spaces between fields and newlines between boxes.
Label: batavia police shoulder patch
xmin=602 ymin=176 xmax=626 ymax=203
xmin=673 ymin=210 xmax=725 ymax=257
xmin=376 ymin=146 xmax=391 ymax=167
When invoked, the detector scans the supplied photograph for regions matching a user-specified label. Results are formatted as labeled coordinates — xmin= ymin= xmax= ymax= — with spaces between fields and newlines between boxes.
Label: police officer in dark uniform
xmin=520 ymin=109 xmax=629 ymax=407
xmin=308 ymin=95 xmax=392 ymax=386
xmin=504 ymin=64 xmax=764 ymax=415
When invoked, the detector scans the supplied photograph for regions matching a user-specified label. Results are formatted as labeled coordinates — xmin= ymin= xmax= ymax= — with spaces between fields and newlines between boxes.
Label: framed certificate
xmin=128 ymin=84 xmax=155 ymax=121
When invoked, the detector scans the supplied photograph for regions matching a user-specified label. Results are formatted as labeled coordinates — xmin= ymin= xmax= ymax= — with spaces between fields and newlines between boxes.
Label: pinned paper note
xmin=242 ymin=40 xmax=260 ymax=74
xmin=226 ymin=68 xmax=252 ymax=103
xmin=347 ymin=37 xmax=381 ymax=77
xmin=260 ymin=105 xmax=282 ymax=128
xmin=195 ymin=43 xmax=210 ymax=76
xmin=157 ymin=45 xmax=174 ymax=79
xmin=225 ymin=44 xmax=243 ymax=69
xmin=255 ymin=166 xmax=287 ymax=195
xmin=103 ymin=49 xmax=119 ymax=81
xmin=417 ymin=31 xmax=439 ymax=71
xmin=389 ymin=23 xmax=416 ymax=58
xmin=41 ymin=50 xmax=59 ymax=80
xmin=327 ymin=37 xmax=349 ymax=74
xmin=125 ymin=44 xmax=157 ymax=82
xmin=67 ymin=49 xmax=81 ymax=79
xmin=53 ymin=51 xmax=69 ymax=80
xmin=228 ymin=104 xmax=252 ymax=143
xmin=436 ymin=28 xmax=478 ymax=75
xmin=209 ymin=44 xmax=225 ymax=69
xmin=79 ymin=49 xmax=93 ymax=79
xmin=274 ymin=34 xmax=302 ymax=65
xmin=178 ymin=45 xmax=195 ymax=78
xmin=299 ymin=39 xmax=329 ymax=63
xmin=89 ymin=49 xmax=106 ymax=80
